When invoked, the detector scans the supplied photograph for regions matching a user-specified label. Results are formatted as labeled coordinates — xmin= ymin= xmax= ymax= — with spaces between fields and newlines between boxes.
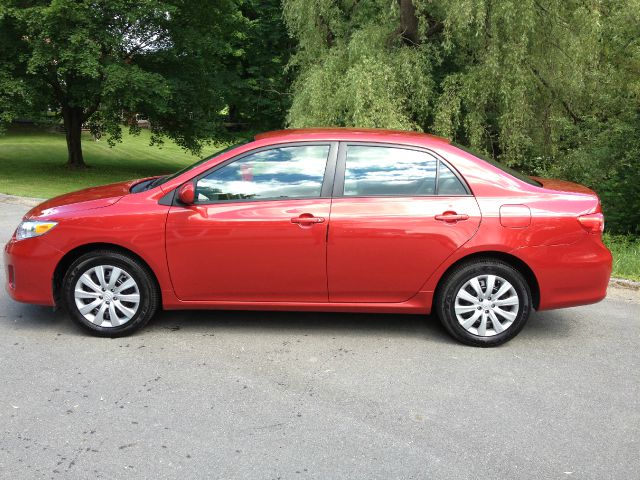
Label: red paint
xmin=24 ymin=179 xmax=142 ymax=218
xmin=5 ymin=128 xmax=611 ymax=316
xmin=499 ymin=205 xmax=531 ymax=228
xmin=165 ymin=199 xmax=331 ymax=302
xmin=327 ymin=196 xmax=481 ymax=303
xmin=177 ymin=182 xmax=195 ymax=205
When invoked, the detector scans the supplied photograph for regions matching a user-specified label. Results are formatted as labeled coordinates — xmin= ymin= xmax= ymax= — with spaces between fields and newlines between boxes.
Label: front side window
xmin=195 ymin=145 xmax=330 ymax=202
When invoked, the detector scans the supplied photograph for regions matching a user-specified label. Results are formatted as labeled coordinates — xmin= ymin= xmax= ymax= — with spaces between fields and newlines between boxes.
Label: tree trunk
xmin=62 ymin=107 xmax=87 ymax=169
xmin=397 ymin=0 xmax=419 ymax=46
xmin=228 ymin=103 xmax=239 ymax=124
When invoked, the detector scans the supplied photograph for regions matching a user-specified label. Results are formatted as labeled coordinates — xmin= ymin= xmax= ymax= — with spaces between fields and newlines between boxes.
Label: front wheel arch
xmin=53 ymin=243 xmax=161 ymax=308
xmin=433 ymin=251 xmax=540 ymax=310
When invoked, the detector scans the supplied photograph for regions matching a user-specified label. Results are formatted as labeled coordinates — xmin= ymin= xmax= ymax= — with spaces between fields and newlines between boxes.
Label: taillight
xmin=577 ymin=212 xmax=604 ymax=234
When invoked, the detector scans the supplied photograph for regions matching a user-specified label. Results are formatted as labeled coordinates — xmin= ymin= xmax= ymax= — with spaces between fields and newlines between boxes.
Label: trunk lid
xmin=531 ymin=177 xmax=598 ymax=196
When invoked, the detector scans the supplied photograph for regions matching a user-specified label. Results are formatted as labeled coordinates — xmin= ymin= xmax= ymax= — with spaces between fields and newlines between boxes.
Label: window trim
xmin=174 ymin=141 xmax=339 ymax=206
xmin=332 ymin=142 xmax=472 ymax=198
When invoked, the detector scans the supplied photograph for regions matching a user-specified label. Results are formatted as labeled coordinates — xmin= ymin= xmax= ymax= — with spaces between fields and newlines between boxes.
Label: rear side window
xmin=342 ymin=145 xmax=468 ymax=196
xmin=196 ymin=145 xmax=329 ymax=202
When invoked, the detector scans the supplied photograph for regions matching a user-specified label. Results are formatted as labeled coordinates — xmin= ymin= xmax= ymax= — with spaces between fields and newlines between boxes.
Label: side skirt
xmin=161 ymin=291 xmax=434 ymax=315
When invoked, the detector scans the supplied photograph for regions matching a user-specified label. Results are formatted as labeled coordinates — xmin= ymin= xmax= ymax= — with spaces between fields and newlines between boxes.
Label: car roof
xmin=254 ymin=128 xmax=451 ymax=146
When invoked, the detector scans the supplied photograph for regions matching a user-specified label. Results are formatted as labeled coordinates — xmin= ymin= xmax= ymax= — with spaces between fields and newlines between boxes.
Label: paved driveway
xmin=1 ymin=197 xmax=638 ymax=479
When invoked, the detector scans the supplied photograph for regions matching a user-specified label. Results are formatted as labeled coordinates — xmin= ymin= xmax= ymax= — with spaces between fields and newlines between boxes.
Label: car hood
xmin=25 ymin=179 xmax=140 ymax=219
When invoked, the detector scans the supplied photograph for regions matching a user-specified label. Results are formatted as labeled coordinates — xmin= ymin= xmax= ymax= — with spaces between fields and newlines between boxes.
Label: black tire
xmin=435 ymin=259 xmax=532 ymax=347
xmin=62 ymin=249 xmax=159 ymax=337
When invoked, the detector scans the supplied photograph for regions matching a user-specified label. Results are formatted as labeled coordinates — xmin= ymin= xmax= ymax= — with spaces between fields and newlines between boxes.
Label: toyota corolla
xmin=4 ymin=128 xmax=612 ymax=346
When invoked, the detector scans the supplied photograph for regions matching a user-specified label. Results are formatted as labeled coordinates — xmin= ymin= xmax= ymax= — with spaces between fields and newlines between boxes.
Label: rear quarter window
xmin=453 ymin=143 xmax=542 ymax=187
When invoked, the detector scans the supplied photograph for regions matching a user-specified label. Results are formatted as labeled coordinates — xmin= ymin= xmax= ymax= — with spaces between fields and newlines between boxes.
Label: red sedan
xmin=4 ymin=128 xmax=612 ymax=346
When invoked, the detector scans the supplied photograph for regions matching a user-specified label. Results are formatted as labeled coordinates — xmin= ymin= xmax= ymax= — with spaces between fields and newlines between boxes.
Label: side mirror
xmin=178 ymin=182 xmax=195 ymax=205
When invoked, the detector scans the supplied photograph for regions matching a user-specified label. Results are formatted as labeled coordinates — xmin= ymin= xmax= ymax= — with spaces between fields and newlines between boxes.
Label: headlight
xmin=15 ymin=221 xmax=58 ymax=240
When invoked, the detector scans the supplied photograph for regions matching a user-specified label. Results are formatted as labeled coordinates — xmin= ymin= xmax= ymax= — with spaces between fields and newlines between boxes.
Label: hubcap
xmin=454 ymin=274 xmax=519 ymax=337
xmin=74 ymin=265 xmax=140 ymax=328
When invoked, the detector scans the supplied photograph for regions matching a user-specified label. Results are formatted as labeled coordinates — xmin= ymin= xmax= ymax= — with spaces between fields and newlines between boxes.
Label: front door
xmin=166 ymin=143 xmax=335 ymax=302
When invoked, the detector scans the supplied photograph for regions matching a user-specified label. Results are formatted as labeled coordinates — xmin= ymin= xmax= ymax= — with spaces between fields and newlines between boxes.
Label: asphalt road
xmin=0 ymin=196 xmax=638 ymax=479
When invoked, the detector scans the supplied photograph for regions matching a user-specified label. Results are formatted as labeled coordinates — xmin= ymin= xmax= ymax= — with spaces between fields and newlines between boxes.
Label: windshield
xmin=148 ymin=140 xmax=251 ymax=189
xmin=453 ymin=143 xmax=542 ymax=187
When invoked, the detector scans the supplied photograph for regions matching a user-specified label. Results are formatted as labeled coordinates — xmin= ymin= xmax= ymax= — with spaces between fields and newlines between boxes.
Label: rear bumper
xmin=516 ymin=236 xmax=612 ymax=311
xmin=4 ymin=237 xmax=62 ymax=306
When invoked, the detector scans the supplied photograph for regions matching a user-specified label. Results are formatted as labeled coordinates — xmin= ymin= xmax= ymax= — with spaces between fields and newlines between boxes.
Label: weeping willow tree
xmin=283 ymin=0 xmax=640 ymax=233
xmin=283 ymin=0 xmax=435 ymax=131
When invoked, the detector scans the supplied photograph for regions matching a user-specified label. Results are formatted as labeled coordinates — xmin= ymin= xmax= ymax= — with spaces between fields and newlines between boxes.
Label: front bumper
xmin=4 ymin=237 xmax=63 ymax=306
xmin=516 ymin=236 xmax=613 ymax=311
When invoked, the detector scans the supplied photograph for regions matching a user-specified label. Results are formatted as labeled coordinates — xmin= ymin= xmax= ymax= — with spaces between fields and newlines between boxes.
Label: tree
xmin=224 ymin=0 xmax=293 ymax=130
xmin=282 ymin=0 xmax=434 ymax=130
xmin=0 ymin=0 xmax=242 ymax=168
xmin=282 ymin=0 xmax=640 ymax=233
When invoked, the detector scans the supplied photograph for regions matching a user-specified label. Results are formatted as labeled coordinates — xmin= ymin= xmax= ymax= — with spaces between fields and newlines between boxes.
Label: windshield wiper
xmin=145 ymin=175 xmax=167 ymax=190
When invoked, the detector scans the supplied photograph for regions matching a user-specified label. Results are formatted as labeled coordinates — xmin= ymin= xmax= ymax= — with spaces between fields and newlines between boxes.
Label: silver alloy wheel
xmin=74 ymin=265 xmax=141 ymax=328
xmin=454 ymin=274 xmax=519 ymax=337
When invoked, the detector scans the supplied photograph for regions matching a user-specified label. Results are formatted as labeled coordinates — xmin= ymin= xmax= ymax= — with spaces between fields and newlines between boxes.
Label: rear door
xmin=327 ymin=143 xmax=481 ymax=303
xmin=166 ymin=142 xmax=337 ymax=302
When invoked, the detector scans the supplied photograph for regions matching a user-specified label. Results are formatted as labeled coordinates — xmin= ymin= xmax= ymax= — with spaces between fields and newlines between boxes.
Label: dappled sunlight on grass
xmin=0 ymin=127 xmax=234 ymax=198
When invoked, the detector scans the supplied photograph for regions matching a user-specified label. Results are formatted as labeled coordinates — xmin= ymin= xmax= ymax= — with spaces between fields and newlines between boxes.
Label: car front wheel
xmin=435 ymin=259 xmax=532 ymax=347
xmin=62 ymin=250 xmax=159 ymax=337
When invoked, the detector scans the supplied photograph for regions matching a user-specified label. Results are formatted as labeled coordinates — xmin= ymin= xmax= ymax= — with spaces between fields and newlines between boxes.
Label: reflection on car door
xmin=166 ymin=143 xmax=336 ymax=302
xmin=327 ymin=144 xmax=481 ymax=303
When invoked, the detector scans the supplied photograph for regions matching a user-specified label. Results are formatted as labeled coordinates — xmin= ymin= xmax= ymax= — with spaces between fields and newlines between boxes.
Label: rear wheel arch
xmin=434 ymin=251 xmax=540 ymax=310
xmin=53 ymin=243 xmax=161 ymax=307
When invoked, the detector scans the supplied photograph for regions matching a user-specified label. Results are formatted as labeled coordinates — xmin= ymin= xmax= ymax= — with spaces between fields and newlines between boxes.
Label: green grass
xmin=603 ymin=233 xmax=640 ymax=282
xmin=0 ymin=126 xmax=235 ymax=198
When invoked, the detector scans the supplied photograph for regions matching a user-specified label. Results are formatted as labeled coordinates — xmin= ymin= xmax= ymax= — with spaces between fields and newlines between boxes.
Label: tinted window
xmin=453 ymin=143 xmax=542 ymax=187
xmin=196 ymin=145 xmax=329 ymax=202
xmin=438 ymin=161 xmax=468 ymax=195
xmin=344 ymin=146 xmax=438 ymax=196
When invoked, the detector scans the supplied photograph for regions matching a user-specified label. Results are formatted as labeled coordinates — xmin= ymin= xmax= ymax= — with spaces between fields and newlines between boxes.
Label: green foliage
xmin=283 ymin=0 xmax=640 ymax=233
xmin=224 ymin=0 xmax=292 ymax=129
xmin=284 ymin=1 xmax=433 ymax=129
xmin=0 ymin=0 xmax=258 ymax=164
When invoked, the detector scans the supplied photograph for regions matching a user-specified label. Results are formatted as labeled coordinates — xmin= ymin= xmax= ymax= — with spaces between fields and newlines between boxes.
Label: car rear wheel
xmin=62 ymin=250 xmax=159 ymax=337
xmin=435 ymin=259 xmax=532 ymax=347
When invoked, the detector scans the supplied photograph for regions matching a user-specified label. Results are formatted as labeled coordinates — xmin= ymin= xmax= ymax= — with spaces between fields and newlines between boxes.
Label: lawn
xmin=0 ymin=126 xmax=236 ymax=198
xmin=603 ymin=234 xmax=640 ymax=282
